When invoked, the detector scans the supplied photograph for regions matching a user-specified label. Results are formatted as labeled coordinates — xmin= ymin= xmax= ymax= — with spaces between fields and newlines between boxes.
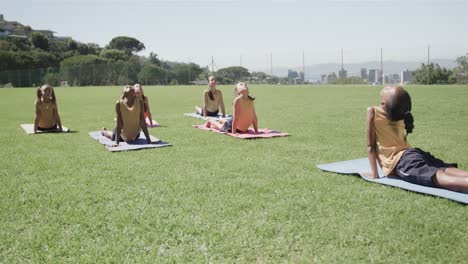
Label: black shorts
xmin=201 ymin=109 xmax=219 ymax=117
xmin=37 ymin=124 xmax=58 ymax=131
xmin=219 ymin=118 xmax=246 ymax=133
xmin=396 ymin=148 xmax=457 ymax=187
xmin=111 ymin=128 xmax=140 ymax=142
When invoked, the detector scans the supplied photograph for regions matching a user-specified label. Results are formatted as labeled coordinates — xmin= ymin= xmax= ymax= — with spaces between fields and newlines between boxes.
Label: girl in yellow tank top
xmin=101 ymin=85 xmax=153 ymax=146
xmin=34 ymin=84 xmax=63 ymax=133
xmin=195 ymin=76 xmax=226 ymax=117
xmin=366 ymin=86 xmax=468 ymax=192
xmin=205 ymin=82 xmax=258 ymax=134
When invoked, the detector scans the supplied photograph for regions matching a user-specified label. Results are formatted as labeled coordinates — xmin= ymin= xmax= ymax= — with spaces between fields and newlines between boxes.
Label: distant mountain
xmin=270 ymin=59 xmax=458 ymax=80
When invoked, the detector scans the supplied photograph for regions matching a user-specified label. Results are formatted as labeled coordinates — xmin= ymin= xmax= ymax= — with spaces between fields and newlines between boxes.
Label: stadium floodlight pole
xmin=270 ymin=52 xmax=273 ymax=77
xmin=341 ymin=48 xmax=344 ymax=84
xmin=188 ymin=56 xmax=191 ymax=86
xmin=211 ymin=56 xmax=214 ymax=74
xmin=427 ymin=44 xmax=430 ymax=85
xmin=303 ymin=50 xmax=305 ymax=84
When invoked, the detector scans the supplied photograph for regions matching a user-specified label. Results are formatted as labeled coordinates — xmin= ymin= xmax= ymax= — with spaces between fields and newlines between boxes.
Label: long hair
xmin=36 ymin=84 xmax=57 ymax=105
xmin=120 ymin=85 xmax=134 ymax=101
xmin=207 ymin=76 xmax=215 ymax=100
xmin=235 ymin=82 xmax=255 ymax=101
xmin=386 ymin=86 xmax=414 ymax=135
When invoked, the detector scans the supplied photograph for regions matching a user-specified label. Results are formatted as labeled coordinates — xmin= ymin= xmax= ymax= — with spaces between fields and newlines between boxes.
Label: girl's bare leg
xmin=206 ymin=118 xmax=224 ymax=130
xmin=101 ymin=127 xmax=112 ymax=139
xmin=433 ymin=169 xmax=468 ymax=192
xmin=445 ymin=167 xmax=468 ymax=177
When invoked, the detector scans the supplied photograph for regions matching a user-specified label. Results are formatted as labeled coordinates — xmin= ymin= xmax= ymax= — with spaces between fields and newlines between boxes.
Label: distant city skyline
xmin=3 ymin=0 xmax=467 ymax=74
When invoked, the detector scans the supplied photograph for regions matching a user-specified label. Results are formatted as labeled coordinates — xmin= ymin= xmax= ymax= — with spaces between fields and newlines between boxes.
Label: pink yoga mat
xmin=193 ymin=125 xmax=289 ymax=139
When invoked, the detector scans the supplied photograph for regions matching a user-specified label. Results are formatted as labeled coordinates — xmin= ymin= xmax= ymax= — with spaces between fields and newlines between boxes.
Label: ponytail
xmin=386 ymin=86 xmax=414 ymax=136
xmin=208 ymin=90 xmax=214 ymax=101
xmin=35 ymin=86 xmax=42 ymax=104
xmin=403 ymin=111 xmax=414 ymax=135
xmin=50 ymin=87 xmax=57 ymax=105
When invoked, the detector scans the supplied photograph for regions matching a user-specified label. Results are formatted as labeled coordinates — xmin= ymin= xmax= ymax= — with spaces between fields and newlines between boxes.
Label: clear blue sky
xmin=3 ymin=0 xmax=467 ymax=72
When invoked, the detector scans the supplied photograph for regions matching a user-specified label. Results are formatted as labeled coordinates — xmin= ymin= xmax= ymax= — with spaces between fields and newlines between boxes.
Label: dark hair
xmin=208 ymin=90 xmax=214 ymax=101
xmin=386 ymin=86 xmax=414 ymax=134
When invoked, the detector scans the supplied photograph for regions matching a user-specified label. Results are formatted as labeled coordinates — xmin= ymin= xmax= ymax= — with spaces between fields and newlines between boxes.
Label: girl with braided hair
xmin=365 ymin=86 xmax=468 ymax=192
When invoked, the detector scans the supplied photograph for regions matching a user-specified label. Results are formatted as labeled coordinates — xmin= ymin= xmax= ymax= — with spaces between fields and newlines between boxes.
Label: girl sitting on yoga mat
xmin=195 ymin=76 xmax=226 ymax=117
xmin=205 ymin=82 xmax=258 ymax=134
xmin=101 ymin=85 xmax=152 ymax=146
xmin=134 ymin=82 xmax=155 ymax=126
xmin=366 ymin=86 xmax=468 ymax=192
xmin=34 ymin=84 xmax=63 ymax=133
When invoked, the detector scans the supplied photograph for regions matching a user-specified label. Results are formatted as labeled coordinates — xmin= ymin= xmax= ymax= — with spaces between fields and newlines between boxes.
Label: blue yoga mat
xmin=89 ymin=131 xmax=171 ymax=152
xmin=317 ymin=158 xmax=468 ymax=204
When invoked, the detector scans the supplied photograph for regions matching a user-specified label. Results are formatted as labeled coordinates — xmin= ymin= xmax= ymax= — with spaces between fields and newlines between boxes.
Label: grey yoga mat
xmin=88 ymin=131 xmax=171 ymax=152
xmin=317 ymin=158 xmax=468 ymax=204
xmin=21 ymin=124 xmax=70 ymax=134
xmin=183 ymin=113 xmax=231 ymax=121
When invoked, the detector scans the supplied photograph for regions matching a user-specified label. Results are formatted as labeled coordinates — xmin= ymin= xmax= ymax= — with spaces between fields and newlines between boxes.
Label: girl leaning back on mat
xmin=365 ymin=85 xmax=468 ymax=192
xmin=34 ymin=84 xmax=64 ymax=133
xmin=205 ymin=82 xmax=258 ymax=134
xmin=195 ymin=76 xmax=226 ymax=117
xmin=101 ymin=85 xmax=153 ymax=146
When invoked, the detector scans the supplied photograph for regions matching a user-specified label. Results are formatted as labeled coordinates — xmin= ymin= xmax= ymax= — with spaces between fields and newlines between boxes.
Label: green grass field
xmin=1 ymin=84 xmax=468 ymax=262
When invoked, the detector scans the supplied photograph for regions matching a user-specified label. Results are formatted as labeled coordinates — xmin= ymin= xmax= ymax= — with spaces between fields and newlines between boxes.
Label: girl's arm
xmin=34 ymin=103 xmax=41 ymax=133
xmin=203 ymin=91 xmax=209 ymax=117
xmin=139 ymin=100 xmax=151 ymax=143
xmin=252 ymin=107 xmax=258 ymax=134
xmin=115 ymin=101 xmax=123 ymax=145
xmin=219 ymin=91 xmax=226 ymax=117
xmin=231 ymin=98 xmax=240 ymax=134
xmin=366 ymin=106 xmax=379 ymax=178
xmin=145 ymin=96 xmax=153 ymax=125
xmin=53 ymin=104 xmax=63 ymax=131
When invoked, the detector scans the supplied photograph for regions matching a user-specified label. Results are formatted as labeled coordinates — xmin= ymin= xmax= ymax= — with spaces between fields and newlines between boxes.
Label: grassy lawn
xmin=1 ymin=84 xmax=467 ymax=262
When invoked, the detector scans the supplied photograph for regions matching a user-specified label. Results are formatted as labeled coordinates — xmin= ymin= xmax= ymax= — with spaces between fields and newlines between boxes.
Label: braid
xmin=403 ymin=112 xmax=414 ymax=134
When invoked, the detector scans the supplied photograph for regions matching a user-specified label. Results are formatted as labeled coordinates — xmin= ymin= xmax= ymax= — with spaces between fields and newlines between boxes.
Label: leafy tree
xmin=138 ymin=63 xmax=166 ymax=85
xmin=99 ymin=49 xmax=129 ymax=61
xmin=216 ymin=66 xmax=250 ymax=84
xmin=1 ymin=36 xmax=32 ymax=51
xmin=31 ymin=32 xmax=49 ymax=51
xmin=0 ymin=40 xmax=15 ymax=51
xmin=412 ymin=63 xmax=454 ymax=84
xmin=49 ymin=39 xmax=69 ymax=53
xmin=172 ymin=63 xmax=203 ymax=85
xmin=68 ymin=40 xmax=78 ymax=51
xmin=77 ymin=43 xmax=90 ymax=55
xmin=149 ymin=52 xmax=161 ymax=66
xmin=86 ymin=43 xmax=101 ymax=55
xmin=452 ymin=53 xmax=468 ymax=84
xmin=107 ymin=36 xmax=145 ymax=55
xmin=251 ymin=71 xmax=268 ymax=81
xmin=60 ymin=55 xmax=109 ymax=86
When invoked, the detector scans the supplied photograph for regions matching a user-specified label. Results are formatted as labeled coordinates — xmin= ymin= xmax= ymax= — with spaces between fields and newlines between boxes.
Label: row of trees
xmin=412 ymin=54 xmax=468 ymax=84
xmin=1 ymin=31 xmax=467 ymax=86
